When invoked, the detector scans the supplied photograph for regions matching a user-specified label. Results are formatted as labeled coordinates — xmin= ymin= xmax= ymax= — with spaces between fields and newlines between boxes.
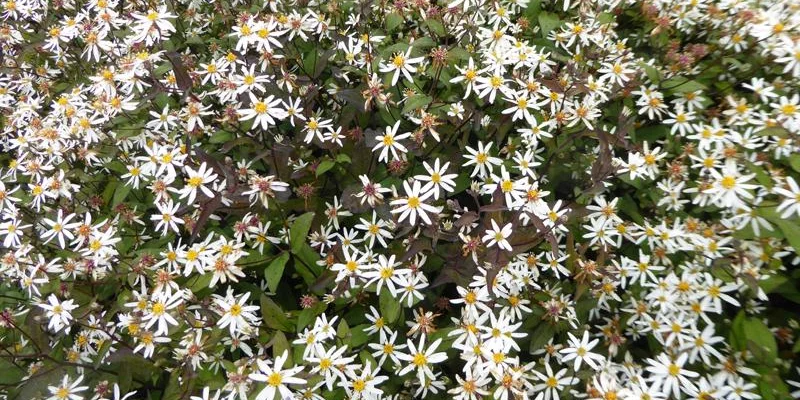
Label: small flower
xmin=39 ymin=294 xmax=79 ymax=333
xmin=390 ymin=180 xmax=441 ymax=225
xmin=249 ymin=350 xmax=307 ymax=400
xmin=379 ymin=48 xmax=425 ymax=87
xmin=482 ymin=219 xmax=513 ymax=252
xmin=373 ymin=120 xmax=411 ymax=162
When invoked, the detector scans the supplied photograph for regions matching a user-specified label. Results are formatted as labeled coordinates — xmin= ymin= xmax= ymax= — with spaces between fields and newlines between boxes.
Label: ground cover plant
xmin=1 ymin=0 xmax=800 ymax=398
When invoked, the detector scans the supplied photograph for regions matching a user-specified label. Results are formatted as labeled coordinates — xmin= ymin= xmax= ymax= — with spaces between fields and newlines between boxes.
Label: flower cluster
xmin=1 ymin=0 xmax=800 ymax=399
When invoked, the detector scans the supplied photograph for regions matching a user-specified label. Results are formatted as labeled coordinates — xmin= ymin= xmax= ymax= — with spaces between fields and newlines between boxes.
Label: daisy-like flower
xmin=147 ymin=105 xmax=178 ymax=132
xmin=179 ymin=162 xmax=218 ymax=204
xmin=390 ymin=180 xmax=441 ymax=225
xmin=530 ymin=362 xmax=577 ymax=400
xmin=463 ymin=141 xmax=503 ymax=178
xmin=142 ymin=290 xmax=184 ymax=336
xmin=340 ymin=362 xmax=388 ymax=399
xmin=706 ymin=162 xmax=757 ymax=210
xmin=559 ymin=331 xmax=605 ymax=371
xmin=373 ymin=120 xmax=411 ymax=162
xmin=645 ymin=353 xmax=698 ymax=398
xmin=355 ymin=175 xmax=392 ymax=207
xmin=482 ymin=219 xmax=513 ymax=252
xmin=1 ymin=218 xmax=31 ymax=248
xmin=415 ymin=159 xmax=457 ymax=200
xmin=354 ymin=211 xmax=393 ymax=248
xmin=448 ymin=369 xmax=491 ymax=400
xmin=249 ymin=350 xmax=307 ymax=400
xmin=450 ymin=58 xmax=485 ymax=98
xmin=238 ymin=93 xmax=287 ymax=131
xmin=302 ymin=115 xmax=334 ymax=144
xmin=131 ymin=6 xmax=177 ymax=43
xmin=213 ymin=290 xmax=260 ymax=335
xmin=502 ymin=90 xmax=537 ymax=122
xmin=47 ymin=374 xmax=88 ymax=400
xmin=379 ymin=48 xmax=425 ymax=86
xmin=307 ymin=345 xmax=355 ymax=391
xmin=39 ymin=294 xmax=79 ymax=333
xmin=151 ymin=199 xmax=183 ymax=236
xmin=396 ymin=334 xmax=448 ymax=385
xmin=774 ymin=176 xmax=800 ymax=218
xmin=41 ymin=210 xmax=79 ymax=249
xmin=363 ymin=254 xmax=404 ymax=295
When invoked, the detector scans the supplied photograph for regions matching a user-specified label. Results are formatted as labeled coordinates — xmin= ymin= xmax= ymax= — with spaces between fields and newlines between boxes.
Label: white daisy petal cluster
xmin=1 ymin=0 xmax=800 ymax=398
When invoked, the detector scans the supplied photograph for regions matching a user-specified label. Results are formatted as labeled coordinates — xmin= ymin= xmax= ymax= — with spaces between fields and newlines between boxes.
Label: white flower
xmin=179 ymin=162 xmax=218 ymax=204
xmin=559 ymin=331 xmax=605 ymax=371
xmin=39 ymin=294 xmax=79 ymax=333
xmin=151 ymin=199 xmax=183 ymax=235
xmin=379 ymin=48 xmax=425 ymax=86
xmin=142 ymin=291 xmax=184 ymax=336
xmin=416 ymin=159 xmax=458 ymax=200
xmin=131 ymin=6 xmax=177 ymax=43
xmin=373 ymin=120 xmax=411 ymax=162
xmin=774 ymin=176 xmax=800 ymax=218
xmin=390 ymin=180 xmax=441 ymax=225
xmin=482 ymin=219 xmax=513 ymax=252
xmin=47 ymin=374 xmax=88 ymax=400
xmin=396 ymin=334 xmax=448 ymax=385
xmin=213 ymin=290 xmax=260 ymax=335
xmin=41 ymin=210 xmax=79 ymax=249
xmin=463 ymin=141 xmax=503 ymax=178
xmin=238 ymin=93 xmax=287 ymax=131
xmin=644 ymin=353 xmax=698 ymax=398
xmin=249 ymin=350 xmax=307 ymax=400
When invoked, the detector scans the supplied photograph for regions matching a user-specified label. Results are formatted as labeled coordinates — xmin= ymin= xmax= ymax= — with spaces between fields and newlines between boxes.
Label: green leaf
xmin=336 ymin=153 xmax=352 ymax=164
xmin=425 ymin=19 xmax=446 ymax=37
xmin=661 ymin=76 xmax=707 ymax=93
xmin=756 ymin=126 xmax=790 ymax=138
xmin=0 ymin=358 xmax=24 ymax=385
xmin=337 ymin=319 xmax=350 ymax=339
xmin=264 ymin=252 xmax=290 ymax=293
xmin=260 ymin=294 xmax=294 ymax=332
xmin=761 ymin=206 xmax=800 ymax=250
xmin=640 ymin=62 xmax=661 ymax=84
xmin=772 ymin=218 xmax=800 ymax=251
xmin=209 ymin=130 xmax=233 ymax=144
xmin=296 ymin=302 xmax=327 ymax=332
xmin=290 ymin=212 xmax=315 ymax=254
xmin=788 ymin=154 xmax=800 ymax=173
xmin=402 ymin=94 xmax=432 ymax=114
xmin=302 ymin=48 xmax=318 ymax=77
xmin=386 ymin=13 xmax=403 ymax=32
xmin=538 ymin=12 xmax=562 ymax=36
xmin=112 ymin=182 xmax=131 ymax=206
xmin=745 ymin=161 xmax=773 ymax=189
xmin=349 ymin=324 xmax=372 ymax=348
xmin=316 ymin=159 xmax=335 ymax=177
xmin=597 ymin=12 xmax=615 ymax=24
xmin=411 ymin=37 xmax=436 ymax=49
xmin=162 ymin=369 xmax=184 ymax=400
xmin=379 ymin=289 xmax=401 ymax=324
xmin=732 ymin=313 xmax=778 ymax=364
xmin=272 ymin=331 xmax=291 ymax=359
xmin=528 ymin=322 xmax=557 ymax=353
xmin=523 ymin=0 xmax=542 ymax=20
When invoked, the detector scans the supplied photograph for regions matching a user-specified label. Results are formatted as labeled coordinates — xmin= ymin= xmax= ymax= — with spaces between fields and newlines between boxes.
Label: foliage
xmin=0 ymin=0 xmax=799 ymax=399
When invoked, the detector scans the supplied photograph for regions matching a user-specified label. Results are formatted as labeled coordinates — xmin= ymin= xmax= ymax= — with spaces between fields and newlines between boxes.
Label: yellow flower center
xmin=720 ymin=176 xmax=736 ymax=189
xmin=267 ymin=372 xmax=283 ymax=387
xmin=254 ymin=102 xmax=267 ymax=114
